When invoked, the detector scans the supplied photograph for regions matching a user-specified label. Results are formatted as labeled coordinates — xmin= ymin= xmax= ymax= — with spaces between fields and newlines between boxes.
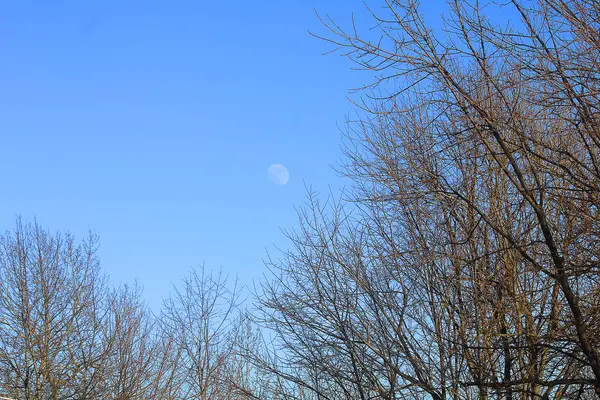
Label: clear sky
xmin=0 ymin=1 xmax=372 ymax=308
xmin=0 ymin=1 xmax=451 ymax=309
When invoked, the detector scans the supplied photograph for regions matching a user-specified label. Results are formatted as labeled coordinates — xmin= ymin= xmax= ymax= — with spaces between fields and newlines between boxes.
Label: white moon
xmin=268 ymin=164 xmax=289 ymax=186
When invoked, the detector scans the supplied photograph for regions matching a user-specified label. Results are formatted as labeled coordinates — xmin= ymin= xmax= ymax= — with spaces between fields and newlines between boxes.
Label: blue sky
xmin=0 ymin=1 xmax=455 ymax=308
xmin=0 ymin=1 xmax=373 ymax=308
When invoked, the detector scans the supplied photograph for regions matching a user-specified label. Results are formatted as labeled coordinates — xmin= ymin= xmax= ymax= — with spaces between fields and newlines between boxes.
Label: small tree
xmin=158 ymin=267 xmax=241 ymax=399
xmin=0 ymin=219 xmax=108 ymax=399
xmin=0 ymin=219 xmax=166 ymax=400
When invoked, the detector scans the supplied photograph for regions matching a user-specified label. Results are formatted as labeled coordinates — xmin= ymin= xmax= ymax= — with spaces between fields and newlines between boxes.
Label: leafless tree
xmin=0 ymin=218 xmax=110 ymax=399
xmin=0 ymin=219 xmax=265 ymax=400
xmin=102 ymin=283 xmax=163 ymax=399
xmin=158 ymin=267 xmax=242 ymax=399
xmin=256 ymin=0 xmax=600 ymax=399
xmin=0 ymin=219 xmax=168 ymax=400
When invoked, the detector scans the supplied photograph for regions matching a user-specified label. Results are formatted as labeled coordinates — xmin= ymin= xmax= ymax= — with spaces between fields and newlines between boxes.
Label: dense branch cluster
xmin=257 ymin=0 xmax=600 ymax=398
xmin=0 ymin=220 xmax=269 ymax=400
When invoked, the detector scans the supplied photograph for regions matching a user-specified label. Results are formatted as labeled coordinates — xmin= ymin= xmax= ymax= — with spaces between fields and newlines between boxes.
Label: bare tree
xmin=0 ymin=220 xmax=262 ymax=400
xmin=158 ymin=267 xmax=242 ymax=399
xmin=0 ymin=218 xmax=109 ymax=399
xmin=102 ymin=283 xmax=163 ymax=399
xmin=257 ymin=0 xmax=600 ymax=398
xmin=0 ymin=219 xmax=169 ymax=400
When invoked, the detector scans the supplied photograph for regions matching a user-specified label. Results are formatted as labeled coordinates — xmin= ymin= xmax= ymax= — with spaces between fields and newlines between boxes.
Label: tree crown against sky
xmin=258 ymin=0 xmax=600 ymax=398
xmin=1 ymin=0 xmax=600 ymax=399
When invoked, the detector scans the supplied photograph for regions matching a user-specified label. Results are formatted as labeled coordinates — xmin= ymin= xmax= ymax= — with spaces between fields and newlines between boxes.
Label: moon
xmin=268 ymin=164 xmax=289 ymax=186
